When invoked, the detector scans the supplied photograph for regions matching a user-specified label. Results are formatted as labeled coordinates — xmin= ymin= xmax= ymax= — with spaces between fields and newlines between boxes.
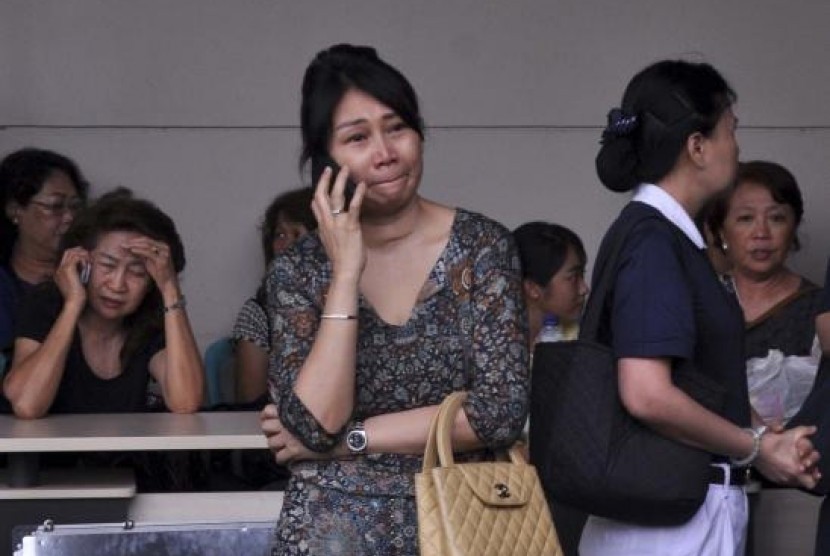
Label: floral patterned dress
xmin=265 ymin=209 xmax=529 ymax=555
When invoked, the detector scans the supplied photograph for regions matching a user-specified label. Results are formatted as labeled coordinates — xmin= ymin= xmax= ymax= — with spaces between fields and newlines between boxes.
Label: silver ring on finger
xmin=331 ymin=207 xmax=345 ymax=216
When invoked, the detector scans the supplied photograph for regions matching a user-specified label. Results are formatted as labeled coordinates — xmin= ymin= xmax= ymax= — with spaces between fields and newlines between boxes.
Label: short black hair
xmin=596 ymin=60 xmax=736 ymax=193
xmin=513 ymin=222 xmax=586 ymax=287
xmin=707 ymin=160 xmax=805 ymax=251
xmin=0 ymin=147 xmax=89 ymax=263
xmin=259 ymin=187 xmax=316 ymax=265
xmin=299 ymin=44 xmax=425 ymax=170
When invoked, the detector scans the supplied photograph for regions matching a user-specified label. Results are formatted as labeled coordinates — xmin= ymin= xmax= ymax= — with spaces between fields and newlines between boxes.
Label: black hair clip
xmin=604 ymin=108 xmax=639 ymax=137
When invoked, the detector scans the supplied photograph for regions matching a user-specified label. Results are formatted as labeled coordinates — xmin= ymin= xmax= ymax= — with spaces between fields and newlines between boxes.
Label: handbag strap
xmin=421 ymin=395 xmax=446 ymax=472
xmin=579 ymin=207 xmax=663 ymax=341
xmin=434 ymin=391 xmax=469 ymax=466
xmin=422 ymin=391 xmax=467 ymax=472
xmin=424 ymin=391 xmax=527 ymax=469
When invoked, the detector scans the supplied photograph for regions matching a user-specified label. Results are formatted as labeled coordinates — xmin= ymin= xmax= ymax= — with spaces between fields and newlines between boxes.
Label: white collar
xmin=632 ymin=183 xmax=705 ymax=249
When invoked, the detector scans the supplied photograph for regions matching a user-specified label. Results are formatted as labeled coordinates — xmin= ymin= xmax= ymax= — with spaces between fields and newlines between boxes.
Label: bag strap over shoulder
xmin=580 ymin=207 xmax=664 ymax=342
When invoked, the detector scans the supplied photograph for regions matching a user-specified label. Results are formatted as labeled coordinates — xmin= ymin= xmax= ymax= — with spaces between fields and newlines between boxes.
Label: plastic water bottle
xmin=536 ymin=314 xmax=565 ymax=343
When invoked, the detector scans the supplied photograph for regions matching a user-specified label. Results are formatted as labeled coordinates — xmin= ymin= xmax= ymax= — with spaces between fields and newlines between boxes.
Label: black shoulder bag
xmin=529 ymin=210 xmax=726 ymax=526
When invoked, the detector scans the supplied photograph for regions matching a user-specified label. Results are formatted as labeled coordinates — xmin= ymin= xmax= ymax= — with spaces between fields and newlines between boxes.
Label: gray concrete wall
xmin=2 ymin=1 xmax=829 ymax=347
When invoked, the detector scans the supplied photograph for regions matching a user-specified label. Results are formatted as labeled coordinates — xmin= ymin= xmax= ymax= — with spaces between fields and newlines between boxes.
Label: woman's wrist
xmin=61 ymin=298 xmax=86 ymax=319
xmin=160 ymin=282 xmax=183 ymax=306
xmin=731 ymin=426 xmax=768 ymax=466
xmin=330 ymin=268 xmax=362 ymax=289
xmin=324 ymin=275 xmax=360 ymax=314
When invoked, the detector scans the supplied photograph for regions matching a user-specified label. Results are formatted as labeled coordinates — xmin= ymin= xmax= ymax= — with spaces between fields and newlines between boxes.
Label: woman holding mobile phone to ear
xmin=260 ymin=44 xmax=528 ymax=555
xmin=3 ymin=189 xmax=203 ymax=419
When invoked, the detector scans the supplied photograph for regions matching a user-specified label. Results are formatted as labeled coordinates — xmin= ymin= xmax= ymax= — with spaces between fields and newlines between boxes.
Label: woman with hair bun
xmin=579 ymin=60 xmax=820 ymax=555
xmin=259 ymin=44 xmax=528 ymax=555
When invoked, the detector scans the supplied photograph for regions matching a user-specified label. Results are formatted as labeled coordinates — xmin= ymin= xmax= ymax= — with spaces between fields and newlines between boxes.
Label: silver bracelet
xmin=320 ymin=313 xmax=358 ymax=320
xmin=163 ymin=296 xmax=187 ymax=314
xmin=730 ymin=426 xmax=768 ymax=467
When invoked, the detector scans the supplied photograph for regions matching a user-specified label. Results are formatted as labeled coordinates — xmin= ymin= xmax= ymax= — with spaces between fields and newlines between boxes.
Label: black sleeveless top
xmin=15 ymin=285 xmax=163 ymax=414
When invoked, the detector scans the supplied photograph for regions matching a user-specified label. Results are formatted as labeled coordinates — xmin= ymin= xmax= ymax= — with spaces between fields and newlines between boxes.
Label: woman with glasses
xmin=3 ymin=189 xmax=203 ymax=418
xmin=0 ymin=148 xmax=89 ymax=368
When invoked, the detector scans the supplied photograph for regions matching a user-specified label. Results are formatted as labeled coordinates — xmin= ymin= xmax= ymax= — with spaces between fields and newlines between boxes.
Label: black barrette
xmin=605 ymin=108 xmax=639 ymax=137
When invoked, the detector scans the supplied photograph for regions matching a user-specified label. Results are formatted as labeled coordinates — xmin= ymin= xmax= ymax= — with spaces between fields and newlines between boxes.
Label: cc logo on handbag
xmin=494 ymin=483 xmax=511 ymax=498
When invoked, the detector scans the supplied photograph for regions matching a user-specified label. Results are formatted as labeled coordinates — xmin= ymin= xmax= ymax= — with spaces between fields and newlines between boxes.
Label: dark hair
xmin=707 ymin=160 xmax=805 ymax=251
xmin=513 ymin=222 xmax=586 ymax=287
xmin=299 ymin=44 xmax=425 ymax=170
xmin=0 ymin=147 xmax=90 ymax=263
xmin=60 ymin=187 xmax=186 ymax=365
xmin=596 ymin=60 xmax=737 ymax=193
xmin=259 ymin=187 xmax=316 ymax=265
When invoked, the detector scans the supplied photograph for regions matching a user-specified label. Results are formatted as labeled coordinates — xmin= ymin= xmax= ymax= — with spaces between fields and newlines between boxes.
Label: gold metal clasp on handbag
xmin=495 ymin=483 xmax=511 ymax=499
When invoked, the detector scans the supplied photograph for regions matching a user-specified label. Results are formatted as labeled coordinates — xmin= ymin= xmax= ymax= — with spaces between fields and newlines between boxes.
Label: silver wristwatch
xmin=346 ymin=421 xmax=368 ymax=455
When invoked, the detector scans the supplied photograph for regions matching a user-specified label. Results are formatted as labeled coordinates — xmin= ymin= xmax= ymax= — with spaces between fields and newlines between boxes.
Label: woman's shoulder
xmin=14 ymin=282 xmax=64 ymax=341
xmin=797 ymin=275 xmax=824 ymax=314
xmin=0 ymin=265 xmax=28 ymax=299
xmin=600 ymin=203 xmax=681 ymax=263
xmin=799 ymin=276 xmax=822 ymax=295
xmin=22 ymin=282 xmax=63 ymax=312
xmin=452 ymin=208 xmax=513 ymax=248
xmin=746 ymin=274 xmax=823 ymax=331
xmin=268 ymin=232 xmax=327 ymax=277
xmin=0 ymin=264 xmax=13 ymax=286
xmin=264 ymin=233 xmax=329 ymax=306
xmin=618 ymin=202 xmax=678 ymax=238
xmin=0 ymin=266 xmax=15 ymax=301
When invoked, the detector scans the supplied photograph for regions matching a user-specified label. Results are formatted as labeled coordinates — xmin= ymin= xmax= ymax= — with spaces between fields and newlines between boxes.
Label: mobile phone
xmin=311 ymin=155 xmax=358 ymax=210
xmin=79 ymin=261 xmax=91 ymax=285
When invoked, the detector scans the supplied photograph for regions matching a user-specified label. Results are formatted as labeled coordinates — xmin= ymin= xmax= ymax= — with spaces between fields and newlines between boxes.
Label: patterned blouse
xmin=265 ymin=208 xmax=529 ymax=498
xmin=232 ymin=297 xmax=270 ymax=351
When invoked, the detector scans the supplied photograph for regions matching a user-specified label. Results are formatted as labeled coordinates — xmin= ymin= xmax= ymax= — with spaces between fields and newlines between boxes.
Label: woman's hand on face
xmin=260 ymin=404 xmax=327 ymax=465
xmin=310 ymin=165 xmax=368 ymax=282
xmin=54 ymin=247 xmax=89 ymax=309
xmin=755 ymin=426 xmax=821 ymax=489
xmin=122 ymin=238 xmax=179 ymax=298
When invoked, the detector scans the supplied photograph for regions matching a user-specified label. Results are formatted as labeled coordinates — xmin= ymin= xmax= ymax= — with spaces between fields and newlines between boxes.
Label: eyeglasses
xmin=28 ymin=198 xmax=85 ymax=216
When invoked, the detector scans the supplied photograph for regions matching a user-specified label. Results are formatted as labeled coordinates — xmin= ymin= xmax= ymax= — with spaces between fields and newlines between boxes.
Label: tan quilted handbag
xmin=415 ymin=392 xmax=562 ymax=556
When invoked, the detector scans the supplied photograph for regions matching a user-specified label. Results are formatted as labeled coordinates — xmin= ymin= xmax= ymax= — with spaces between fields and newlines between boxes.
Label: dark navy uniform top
xmin=599 ymin=200 xmax=751 ymax=431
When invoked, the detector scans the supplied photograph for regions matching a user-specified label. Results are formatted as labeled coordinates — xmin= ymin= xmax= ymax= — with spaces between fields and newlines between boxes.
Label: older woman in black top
xmin=3 ymin=190 xmax=203 ymax=417
xmin=708 ymin=160 xmax=822 ymax=362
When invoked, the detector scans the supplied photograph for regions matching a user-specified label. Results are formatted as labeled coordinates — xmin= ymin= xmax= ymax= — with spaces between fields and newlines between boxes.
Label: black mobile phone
xmin=311 ymin=155 xmax=358 ymax=210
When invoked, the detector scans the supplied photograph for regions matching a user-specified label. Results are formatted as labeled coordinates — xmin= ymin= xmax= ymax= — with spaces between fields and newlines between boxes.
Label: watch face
xmin=347 ymin=429 xmax=367 ymax=452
